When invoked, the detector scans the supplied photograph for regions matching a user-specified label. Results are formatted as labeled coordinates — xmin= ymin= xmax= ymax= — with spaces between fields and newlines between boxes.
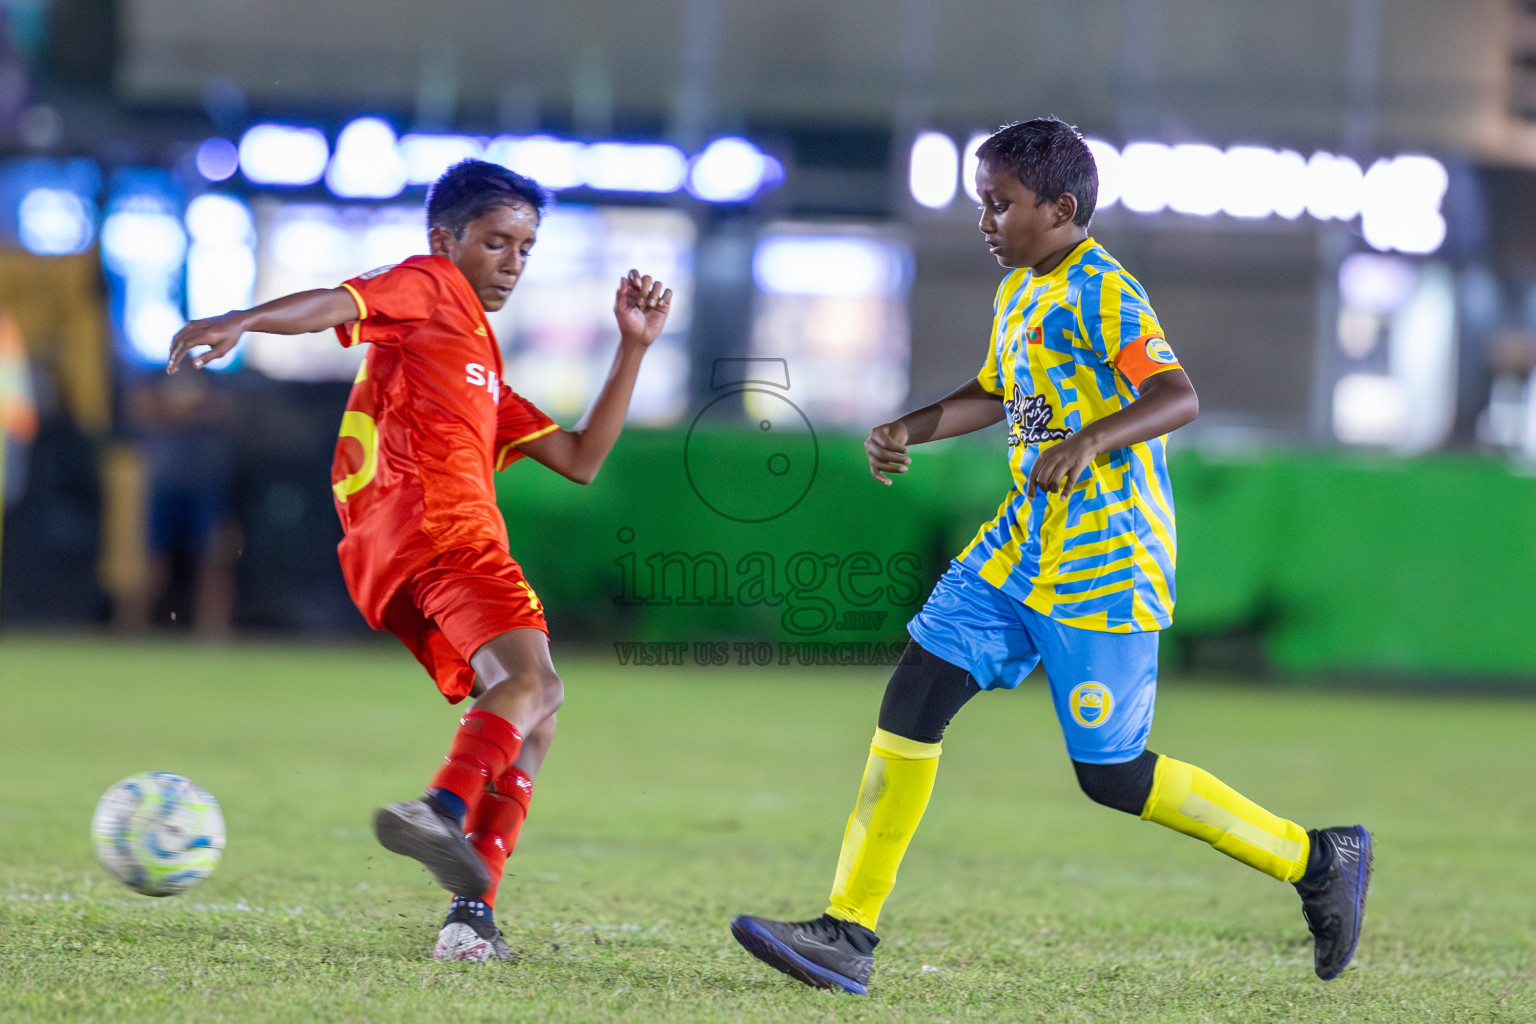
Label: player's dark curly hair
xmin=426 ymin=159 xmax=546 ymax=237
xmin=975 ymin=117 xmax=1098 ymax=227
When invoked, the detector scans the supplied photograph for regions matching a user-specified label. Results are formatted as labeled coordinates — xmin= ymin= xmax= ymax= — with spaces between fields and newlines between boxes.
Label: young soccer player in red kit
xmin=167 ymin=160 xmax=673 ymax=961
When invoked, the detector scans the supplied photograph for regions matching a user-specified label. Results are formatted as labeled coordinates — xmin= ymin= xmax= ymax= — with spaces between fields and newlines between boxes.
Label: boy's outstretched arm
xmin=167 ymin=288 xmax=360 ymax=373
xmin=518 ymin=270 xmax=672 ymax=485
xmin=866 ymin=377 xmax=1005 ymax=485
xmin=1026 ymin=368 xmax=1198 ymax=498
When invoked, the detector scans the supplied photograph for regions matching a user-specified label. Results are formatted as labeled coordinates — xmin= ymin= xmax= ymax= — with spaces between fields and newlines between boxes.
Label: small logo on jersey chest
xmin=1069 ymin=681 xmax=1115 ymax=728
xmin=1025 ymin=326 xmax=1043 ymax=345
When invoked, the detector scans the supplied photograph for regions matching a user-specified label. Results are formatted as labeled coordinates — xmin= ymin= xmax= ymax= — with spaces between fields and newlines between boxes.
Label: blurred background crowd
xmin=1 ymin=0 xmax=1534 ymax=680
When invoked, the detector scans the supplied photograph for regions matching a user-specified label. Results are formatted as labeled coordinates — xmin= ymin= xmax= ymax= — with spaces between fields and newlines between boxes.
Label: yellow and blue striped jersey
xmin=956 ymin=237 xmax=1184 ymax=633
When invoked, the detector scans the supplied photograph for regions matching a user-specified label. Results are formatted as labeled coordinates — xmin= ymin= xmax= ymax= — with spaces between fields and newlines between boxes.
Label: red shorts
xmin=383 ymin=545 xmax=548 ymax=703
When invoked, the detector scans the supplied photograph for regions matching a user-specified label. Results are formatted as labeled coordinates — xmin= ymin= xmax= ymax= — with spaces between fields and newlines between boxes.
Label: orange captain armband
xmin=1114 ymin=332 xmax=1182 ymax=389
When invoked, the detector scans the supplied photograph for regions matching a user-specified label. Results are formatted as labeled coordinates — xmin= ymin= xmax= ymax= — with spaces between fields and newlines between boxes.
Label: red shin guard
xmin=428 ymin=709 xmax=524 ymax=813
xmin=467 ymin=767 xmax=533 ymax=908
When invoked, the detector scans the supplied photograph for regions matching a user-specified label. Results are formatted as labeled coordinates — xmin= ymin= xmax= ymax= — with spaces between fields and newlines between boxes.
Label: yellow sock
xmin=1141 ymin=755 xmax=1310 ymax=882
xmin=824 ymin=728 xmax=941 ymax=931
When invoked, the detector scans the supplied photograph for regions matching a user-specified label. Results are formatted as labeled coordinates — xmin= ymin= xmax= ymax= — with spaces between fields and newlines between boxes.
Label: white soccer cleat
xmin=433 ymin=900 xmax=514 ymax=962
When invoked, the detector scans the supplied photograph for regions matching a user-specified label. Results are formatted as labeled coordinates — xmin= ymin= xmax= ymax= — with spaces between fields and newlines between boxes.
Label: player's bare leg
xmin=375 ymin=629 xmax=562 ymax=899
xmin=510 ymin=711 xmax=556 ymax=776
xmin=466 ymin=628 xmax=565 ymax=736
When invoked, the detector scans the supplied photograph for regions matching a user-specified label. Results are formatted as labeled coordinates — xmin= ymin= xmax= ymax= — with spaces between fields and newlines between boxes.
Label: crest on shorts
xmin=1069 ymin=681 xmax=1114 ymax=728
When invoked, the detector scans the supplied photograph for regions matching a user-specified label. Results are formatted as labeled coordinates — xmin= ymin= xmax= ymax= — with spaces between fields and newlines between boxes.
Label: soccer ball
xmin=91 ymin=772 xmax=225 ymax=897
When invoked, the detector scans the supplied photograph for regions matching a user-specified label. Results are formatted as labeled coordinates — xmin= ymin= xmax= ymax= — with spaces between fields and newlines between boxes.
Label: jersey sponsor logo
xmin=1004 ymin=392 xmax=1072 ymax=447
xmin=1145 ymin=336 xmax=1177 ymax=364
xmin=464 ymin=362 xmax=501 ymax=398
xmin=1025 ymin=326 xmax=1043 ymax=345
xmin=1069 ymin=681 xmax=1114 ymax=728
xmin=357 ymin=264 xmax=398 ymax=280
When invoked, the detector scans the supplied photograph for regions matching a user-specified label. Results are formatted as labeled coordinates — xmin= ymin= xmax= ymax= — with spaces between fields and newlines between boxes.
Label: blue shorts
xmin=906 ymin=563 xmax=1159 ymax=764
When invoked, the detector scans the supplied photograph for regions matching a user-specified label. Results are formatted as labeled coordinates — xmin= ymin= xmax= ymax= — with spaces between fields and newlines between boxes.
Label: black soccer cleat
xmin=730 ymin=913 xmax=878 ymax=995
xmin=372 ymin=800 xmax=490 ymax=899
xmin=1294 ymin=825 xmax=1373 ymax=980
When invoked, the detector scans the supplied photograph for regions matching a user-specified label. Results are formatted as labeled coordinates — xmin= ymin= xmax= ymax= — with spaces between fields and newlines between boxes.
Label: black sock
xmin=825 ymin=914 xmax=880 ymax=953
xmin=1298 ymin=829 xmax=1332 ymax=886
xmin=450 ymin=895 xmax=493 ymax=924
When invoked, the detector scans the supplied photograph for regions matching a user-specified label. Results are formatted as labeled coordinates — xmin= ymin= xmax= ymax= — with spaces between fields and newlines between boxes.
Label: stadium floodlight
xmin=1338 ymin=252 xmax=1416 ymax=314
xmin=186 ymin=241 xmax=257 ymax=321
xmin=326 ymin=118 xmax=408 ymax=199
xmin=1303 ymin=152 xmax=1365 ymax=222
xmin=1270 ymin=150 xmax=1308 ymax=220
xmin=102 ymin=190 xmax=191 ymax=366
xmin=123 ymin=298 xmax=188 ymax=364
xmin=579 ymin=142 xmax=688 ymax=193
xmin=399 ymin=134 xmax=483 ymax=185
xmin=908 ymin=132 xmax=959 ymax=209
xmin=1220 ymin=146 xmax=1279 ymax=219
xmin=1333 ymin=372 xmax=1408 ymax=445
xmin=100 ymin=204 xmax=187 ymax=278
xmin=688 ymin=136 xmax=770 ymax=202
xmin=753 ymin=235 xmax=907 ymax=297
xmin=270 ymin=207 xmax=351 ymax=276
xmin=17 ymin=188 xmax=95 ymax=255
xmin=1359 ymin=156 xmax=1445 ymax=254
xmin=1359 ymin=159 xmax=1397 ymax=251
xmin=238 ymin=123 xmax=329 ymax=186
xmin=1377 ymin=210 xmax=1447 ymax=255
xmin=195 ymin=138 xmax=240 ymax=182
xmin=362 ymin=210 xmax=427 ymax=269
xmin=184 ymin=194 xmax=257 ymax=322
xmin=1388 ymin=155 xmax=1449 ymax=207
xmin=1360 ymin=155 xmax=1448 ymax=254
xmin=184 ymin=193 xmax=255 ymax=246
xmin=949 ymin=129 xmax=1444 ymax=238
xmin=961 ymin=132 xmax=991 ymax=203
xmin=483 ymin=135 xmax=585 ymax=190
xmin=1118 ymin=142 xmax=1173 ymax=214
xmin=1166 ymin=144 xmax=1225 ymax=216
xmin=1085 ymin=138 xmax=1121 ymax=210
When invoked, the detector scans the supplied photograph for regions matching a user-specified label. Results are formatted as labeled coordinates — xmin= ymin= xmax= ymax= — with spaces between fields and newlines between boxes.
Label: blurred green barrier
xmin=496 ymin=428 xmax=988 ymax=659
xmin=1173 ymin=448 xmax=1536 ymax=677
xmin=498 ymin=430 xmax=1536 ymax=678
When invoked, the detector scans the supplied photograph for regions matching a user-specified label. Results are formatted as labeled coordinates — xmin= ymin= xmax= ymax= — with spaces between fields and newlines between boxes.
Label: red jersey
xmin=329 ymin=255 xmax=556 ymax=629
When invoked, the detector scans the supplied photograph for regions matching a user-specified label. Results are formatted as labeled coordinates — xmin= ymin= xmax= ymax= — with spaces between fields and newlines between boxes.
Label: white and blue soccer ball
xmin=91 ymin=772 xmax=225 ymax=897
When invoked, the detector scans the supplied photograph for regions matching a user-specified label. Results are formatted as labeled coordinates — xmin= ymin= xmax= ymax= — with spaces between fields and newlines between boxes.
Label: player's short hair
xmin=426 ymin=159 xmax=546 ymax=238
xmin=975 ymin=117 xmax=1098 ymax=227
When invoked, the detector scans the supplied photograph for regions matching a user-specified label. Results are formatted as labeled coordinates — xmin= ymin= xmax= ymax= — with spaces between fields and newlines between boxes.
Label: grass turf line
xmin=1 ymin=637 xmax=1533 ymax=1022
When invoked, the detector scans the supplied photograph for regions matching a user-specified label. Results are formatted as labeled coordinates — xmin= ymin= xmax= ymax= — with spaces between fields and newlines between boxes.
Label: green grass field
xmin=2 ymin=637 xmax=1534 ymax=1023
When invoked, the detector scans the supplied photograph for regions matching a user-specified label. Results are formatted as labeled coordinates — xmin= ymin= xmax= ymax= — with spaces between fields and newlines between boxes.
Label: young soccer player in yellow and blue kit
xmin=731 ymin=118 xmax=1372 ymax=994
